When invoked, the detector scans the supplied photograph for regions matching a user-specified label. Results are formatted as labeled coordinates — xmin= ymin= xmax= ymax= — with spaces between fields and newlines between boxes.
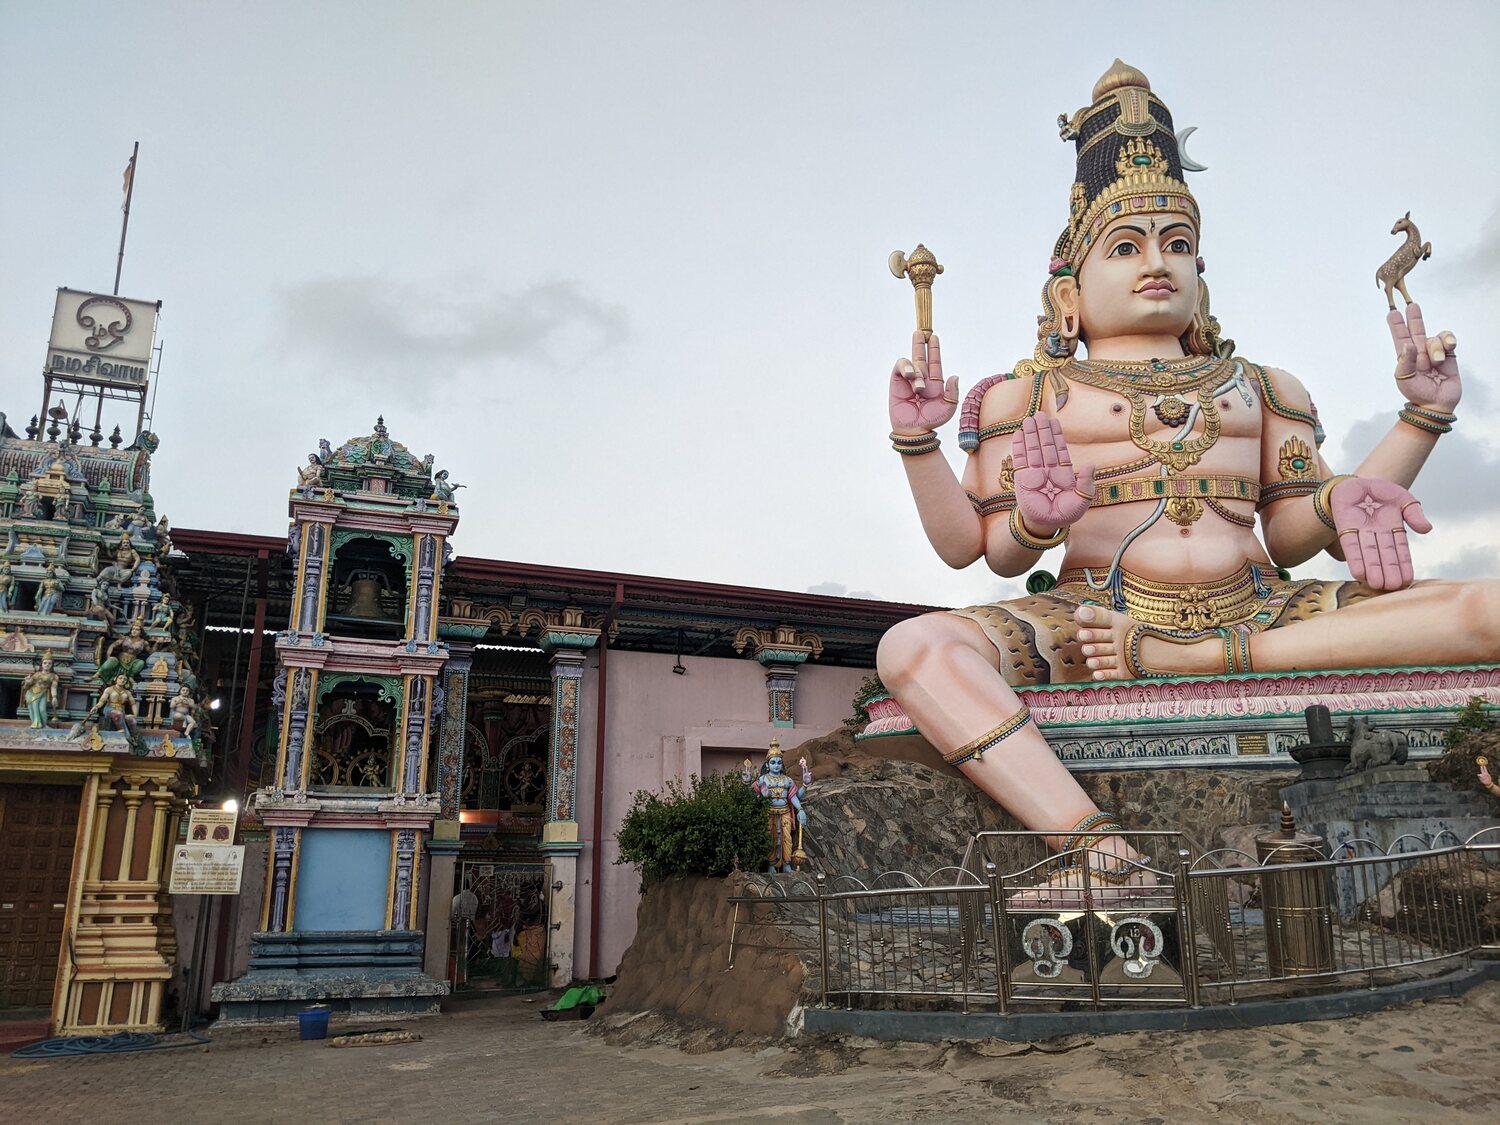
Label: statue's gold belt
xmin=1053 ymin=560 xmax=1290 ymax=632
xmin=1091 ymin=474 xmax=1260 ymax=508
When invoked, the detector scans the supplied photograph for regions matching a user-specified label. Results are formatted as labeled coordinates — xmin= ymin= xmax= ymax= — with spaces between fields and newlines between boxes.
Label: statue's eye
xmin=1167 ymin=238 xmax=1192 ymax=253
xmin=1110 ymin=242 xmax=1137 ymax=257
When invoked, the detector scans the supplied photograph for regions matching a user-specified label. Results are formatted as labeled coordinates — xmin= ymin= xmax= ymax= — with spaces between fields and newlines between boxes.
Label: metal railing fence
xmin=726 ymin=828 xmax=1500 ymax=1013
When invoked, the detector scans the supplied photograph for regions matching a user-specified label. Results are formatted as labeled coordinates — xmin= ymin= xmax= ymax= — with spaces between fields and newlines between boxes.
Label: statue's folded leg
xmin=877 ymin=609 xmax=1126 ymax=852
xmin=1076 ymin=577 xmax=1500 ymax=679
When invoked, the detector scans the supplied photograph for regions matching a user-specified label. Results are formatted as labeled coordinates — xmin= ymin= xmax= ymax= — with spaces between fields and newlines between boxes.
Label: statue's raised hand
xmin=1012 ymin=413 xmax=1096 ymax=531
xmin=1389 ymin=303 xmax=1460 ymax=411
xmin=1331 ymin=477 xmax=1432 ymax=591
xmin=889 ymin=331 xmax=959 ymax=435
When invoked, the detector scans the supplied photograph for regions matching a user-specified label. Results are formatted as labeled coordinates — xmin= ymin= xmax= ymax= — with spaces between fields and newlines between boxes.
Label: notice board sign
xmin=187 ymin=808 xmax=237 ymax=844
xmin=169 ymin=845 xmax=246 ymax=895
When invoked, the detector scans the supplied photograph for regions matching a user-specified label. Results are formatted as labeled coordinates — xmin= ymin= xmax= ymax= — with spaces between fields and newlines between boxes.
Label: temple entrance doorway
xmin=0 ymin=783 xmax=81 ymax=1011
xmin=453 ymin=859 xmax=550 ymax=992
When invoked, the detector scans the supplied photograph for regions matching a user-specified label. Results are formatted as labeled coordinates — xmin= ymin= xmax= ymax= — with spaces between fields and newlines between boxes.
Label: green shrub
xmin=1429 ymin=696 xmax=1499 ymax=788
xmin=843 ymin=673 xmax=889 ymax=730
xmin=614 ymin=772 xmax=772 ymax=883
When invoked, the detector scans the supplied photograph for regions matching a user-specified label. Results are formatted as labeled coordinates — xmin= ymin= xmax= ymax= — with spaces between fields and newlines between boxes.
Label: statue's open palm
xmin=1389 ymin=303 xmax=1460 ymax=411
xmin=1012 ymin=413 xmax=1096 ymax=531
xmin=1330 ymin=476 xmax=1432 ymax=591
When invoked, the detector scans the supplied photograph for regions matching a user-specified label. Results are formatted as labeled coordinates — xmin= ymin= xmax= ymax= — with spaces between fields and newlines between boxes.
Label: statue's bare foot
xmin=1074 ymin=605 xmax=1224 ymax=681
xmin=1008 ymin=843 xmax=1172 ymax=912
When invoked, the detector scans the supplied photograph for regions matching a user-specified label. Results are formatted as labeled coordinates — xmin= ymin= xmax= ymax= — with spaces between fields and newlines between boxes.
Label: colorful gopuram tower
xmin=0 ymin=287 xmax=208 ymax=1035
xmin=212 ymin=419 xmax=456 ymax=1020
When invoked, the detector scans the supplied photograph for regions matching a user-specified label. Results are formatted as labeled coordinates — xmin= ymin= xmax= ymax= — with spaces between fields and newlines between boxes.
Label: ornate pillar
xmin=408 ymin=533 xmax=441 ymax=644
xmin=388 ymin=827 xmax=420 ymax=930
xmin=276 ymin=665 xmax=318 ymax=792
xmin=294 ymin=518 xmax=333 ymax=634
xmin=262 ymin=825 xmax=299 ymax=933
xmin=539 ymin=620 xmax=599 ymax=987
xmin=397 ymin=675 xmax=431 ymax=796
xmin=61 ymin=762 xmax=187 ymax=1034
xmin=733 ymin=625 xmax=823 ymax=728
xmin=433 ymin=643 xmax=474 ymax=821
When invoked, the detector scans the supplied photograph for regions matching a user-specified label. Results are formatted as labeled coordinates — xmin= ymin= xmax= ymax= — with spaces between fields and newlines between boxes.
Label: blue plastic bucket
xmin=298 ymin=1007 xmax=330 ymax=1040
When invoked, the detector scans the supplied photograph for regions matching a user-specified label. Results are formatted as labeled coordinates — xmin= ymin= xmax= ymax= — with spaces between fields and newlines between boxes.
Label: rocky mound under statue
xmin=878 ymin=60 xmax=1497 ymax=907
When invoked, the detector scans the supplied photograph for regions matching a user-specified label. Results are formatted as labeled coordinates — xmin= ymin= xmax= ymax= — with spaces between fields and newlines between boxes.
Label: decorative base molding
xmin=211 ymin=929 xmax=449 ymax=1024
xmin=858 ymin=665 xmax=1499 ymax=770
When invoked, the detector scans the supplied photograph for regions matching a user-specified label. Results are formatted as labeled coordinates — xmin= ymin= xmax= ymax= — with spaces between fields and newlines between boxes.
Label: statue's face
xmin=1074 ymin=212 xmax=1199 ymax=346
xmin=767 ymin=756 xmax=783 ymax=775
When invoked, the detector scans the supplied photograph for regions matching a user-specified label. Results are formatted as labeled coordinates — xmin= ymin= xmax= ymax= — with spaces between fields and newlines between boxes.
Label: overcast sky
xmin=3 ymin=1 xmax=1496 ymax=608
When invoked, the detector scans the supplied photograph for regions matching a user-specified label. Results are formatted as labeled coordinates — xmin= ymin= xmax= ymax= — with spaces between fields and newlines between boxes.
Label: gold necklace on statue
xmin=1065 ymin=357 xmax=1226 ymax=473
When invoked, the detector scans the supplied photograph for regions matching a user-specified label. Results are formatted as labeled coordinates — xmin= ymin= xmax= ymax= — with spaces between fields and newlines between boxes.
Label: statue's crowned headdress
xmin=994 ymin=59 xmax=1228 ymax=391
xmin=1053 ymin=59 xmax=1200 ymax=271
xmin=765 ymin=737 xmax=783 ymax=763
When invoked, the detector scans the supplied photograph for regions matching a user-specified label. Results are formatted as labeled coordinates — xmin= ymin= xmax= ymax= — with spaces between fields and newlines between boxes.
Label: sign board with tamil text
xmin=169 ymin=845 xmax=245 ymax=895
xmin=46 ymin=287 xmax=160 ymax=391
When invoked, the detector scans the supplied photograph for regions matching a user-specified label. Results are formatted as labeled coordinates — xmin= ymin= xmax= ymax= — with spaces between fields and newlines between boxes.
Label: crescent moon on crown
xmin=1176 ymin=126 xmax=1208 ymax=173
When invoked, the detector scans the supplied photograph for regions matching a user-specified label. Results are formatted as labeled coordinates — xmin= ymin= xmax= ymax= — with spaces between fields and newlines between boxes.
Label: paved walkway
xmin=4 ymin=984 xmax=1500 ymax=1123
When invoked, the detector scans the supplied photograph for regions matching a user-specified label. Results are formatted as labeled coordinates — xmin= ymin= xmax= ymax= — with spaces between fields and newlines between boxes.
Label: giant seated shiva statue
xmin=875 ymin=60 xmax=1500 ymax=902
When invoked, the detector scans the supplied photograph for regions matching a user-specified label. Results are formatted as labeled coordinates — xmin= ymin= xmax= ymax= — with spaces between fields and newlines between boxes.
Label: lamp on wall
xmin=672 ymin=629 xmax=687 ymax=675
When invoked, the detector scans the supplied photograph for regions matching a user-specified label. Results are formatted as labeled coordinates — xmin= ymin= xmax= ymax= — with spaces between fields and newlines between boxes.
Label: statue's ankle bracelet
xmin=1058 ymin=811 xmax=1120 ymax=856
xmin=943 ymin=706 xmax=1033 ymax=766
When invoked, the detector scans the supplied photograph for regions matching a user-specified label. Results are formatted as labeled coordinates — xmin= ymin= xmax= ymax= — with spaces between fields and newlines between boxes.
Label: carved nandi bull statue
xmin=1345 ymin=715 xmax=1410 ymax=773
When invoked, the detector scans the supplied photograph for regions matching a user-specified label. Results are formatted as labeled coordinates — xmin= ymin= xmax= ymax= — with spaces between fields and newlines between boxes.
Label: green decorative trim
xmin=754 ymin=648 xmax=811 ymax=666
xmin=1252 ymin=362 xmax=1318 ymax=429
xmin=316 ymin=672 xmax=404 ymax=711
xmin=437 ymin=620 xmax=490 ymax=641
xmin=539 ymin=630 xmax=601 ymax=653
xmin=329 ymin=529 xmax=415 ymax=581
xmin=973 ymin=373 xmax=1047 ymax=444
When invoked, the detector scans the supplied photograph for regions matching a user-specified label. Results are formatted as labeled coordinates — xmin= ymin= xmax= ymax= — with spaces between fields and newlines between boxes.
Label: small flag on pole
xmin=122 ymin=153 xmax=136 ymax=212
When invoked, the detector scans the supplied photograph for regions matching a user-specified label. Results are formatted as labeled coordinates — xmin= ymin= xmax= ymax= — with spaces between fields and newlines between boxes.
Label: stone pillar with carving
xmin=733 ymin=624 xmax=823 ymax=729
xmin=538 ymin=614 xmax=600 ymax=986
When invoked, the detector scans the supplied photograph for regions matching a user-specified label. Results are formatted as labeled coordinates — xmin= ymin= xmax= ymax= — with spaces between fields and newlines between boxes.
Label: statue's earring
xmin=1196 ymin=257 xmax=1206 ymax=275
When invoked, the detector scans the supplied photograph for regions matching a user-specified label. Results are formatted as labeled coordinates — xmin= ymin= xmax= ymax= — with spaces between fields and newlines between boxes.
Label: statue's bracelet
xmin=1311 ymin=475 xmax=1354 ymax=531
xmin=891 ymin=431 xmax=941 ymax=457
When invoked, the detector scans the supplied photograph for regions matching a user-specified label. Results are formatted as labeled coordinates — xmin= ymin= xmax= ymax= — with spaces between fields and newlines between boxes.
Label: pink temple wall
xmin=573 ymin=649 xmax=870 ymax=977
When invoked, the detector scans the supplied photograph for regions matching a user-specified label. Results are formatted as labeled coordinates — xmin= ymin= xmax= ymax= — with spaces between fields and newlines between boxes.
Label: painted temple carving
xmin=0 ymin=416 xmax=207 ymax=1032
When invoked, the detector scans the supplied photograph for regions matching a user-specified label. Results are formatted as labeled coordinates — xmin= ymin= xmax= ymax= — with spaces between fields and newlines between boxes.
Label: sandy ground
xmin=3 ymin=984 xmax=1500 ymax=1123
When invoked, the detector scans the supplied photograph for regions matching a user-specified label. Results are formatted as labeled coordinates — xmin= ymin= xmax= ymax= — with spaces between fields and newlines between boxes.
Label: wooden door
xmin=0 ymin=784 xmax=81 ymax=1010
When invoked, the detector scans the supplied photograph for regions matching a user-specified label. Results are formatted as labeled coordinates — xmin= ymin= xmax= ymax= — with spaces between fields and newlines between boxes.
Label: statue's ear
xmin=1050 ymin=274 xmax=1081 ymax=341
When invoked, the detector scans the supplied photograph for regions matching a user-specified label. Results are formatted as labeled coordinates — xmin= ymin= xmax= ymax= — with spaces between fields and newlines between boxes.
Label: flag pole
xmin=113 ymin=142 xmax=138 ymax=296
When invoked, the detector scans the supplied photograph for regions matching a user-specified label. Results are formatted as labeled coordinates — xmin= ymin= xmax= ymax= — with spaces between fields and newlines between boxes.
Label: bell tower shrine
xmin=213 ymin=418 xmax=458 ymax=1020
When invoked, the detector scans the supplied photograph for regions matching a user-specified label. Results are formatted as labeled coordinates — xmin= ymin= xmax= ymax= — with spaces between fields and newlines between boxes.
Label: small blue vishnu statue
xmin=741 ymin=738 xmax=811 ymax=873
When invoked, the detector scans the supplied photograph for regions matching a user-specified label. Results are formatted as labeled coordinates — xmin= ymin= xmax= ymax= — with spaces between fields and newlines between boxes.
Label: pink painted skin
xmin=1328 ymin=477 xmax=1432 ymax=591
xmin=1012 ymin=413 xmax=1096 ymax=533
xmin=1389 ymin=302 xmax=1461 ymax=412
xmin=889 ymin=331 xmax=959 ymax=435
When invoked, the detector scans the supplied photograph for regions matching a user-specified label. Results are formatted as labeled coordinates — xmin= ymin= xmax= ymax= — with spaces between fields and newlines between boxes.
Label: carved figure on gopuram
xmin=742 ymin=738 xmax=811 ymax=873
xmin=98 ymin=617 xmax=151 ymax=683
xmin=878 ymin=60 xmax=1496 ymax=907
xmin=22 ymin=651 xmax=60 ymax=728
